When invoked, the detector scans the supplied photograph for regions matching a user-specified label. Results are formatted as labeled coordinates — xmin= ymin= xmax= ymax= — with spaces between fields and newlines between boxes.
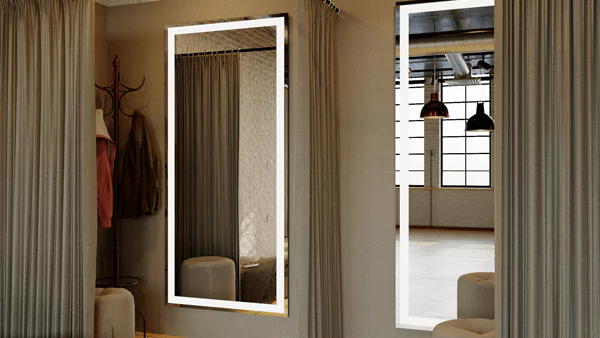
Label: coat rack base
xmin=96 ymin=276 xmax=142 ymax=288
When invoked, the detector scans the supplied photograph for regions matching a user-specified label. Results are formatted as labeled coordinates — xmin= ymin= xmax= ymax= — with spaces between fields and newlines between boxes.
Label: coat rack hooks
xmin=95 ymin=55 xmax=146 ymax=118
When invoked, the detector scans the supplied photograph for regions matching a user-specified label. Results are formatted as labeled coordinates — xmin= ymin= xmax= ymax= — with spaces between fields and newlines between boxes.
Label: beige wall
xmin=335 ymin=0 xmax=431 ymax=336
xmin=94 ymin=3 xmax=116 ymax=281
xmin=103 ymin=0 xmax=308 ymax=337
xmin=96 ymin=0 xmax=470 ymax=336
xmin=95 ymin=3 xmax=107 ymax=108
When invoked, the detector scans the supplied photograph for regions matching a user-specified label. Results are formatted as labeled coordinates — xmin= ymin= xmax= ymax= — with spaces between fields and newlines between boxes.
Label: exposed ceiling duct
xmin=445 ymin=53 xmax=470 ymax=78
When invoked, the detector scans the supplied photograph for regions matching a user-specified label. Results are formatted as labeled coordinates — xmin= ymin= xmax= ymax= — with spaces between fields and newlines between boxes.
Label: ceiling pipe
xmin=399 ymin=31 xmax=495 ymax=57
xmin=445 ymin=53 xmax=471 ymax=78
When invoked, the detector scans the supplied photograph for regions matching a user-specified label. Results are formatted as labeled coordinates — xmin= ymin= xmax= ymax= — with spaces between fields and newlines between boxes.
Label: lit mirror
xmin=166 ymin=14 xmax=288 ymax=316
xmin=396 ymin=0 xmax=495 ymax=330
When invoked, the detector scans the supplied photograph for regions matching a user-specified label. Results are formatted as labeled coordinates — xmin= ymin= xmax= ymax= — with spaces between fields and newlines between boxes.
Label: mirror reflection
xmin=395 ymin=0 xmax=495 ymax=330
xmin=167 ymin=15 xmax=288 ymax=315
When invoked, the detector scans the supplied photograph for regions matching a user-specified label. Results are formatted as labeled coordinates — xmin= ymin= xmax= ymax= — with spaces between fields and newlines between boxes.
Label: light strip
xmin=166 ymin=16 xmax=286 ymax=314
xmin=396 ymin=0 xmax=494 ymax=331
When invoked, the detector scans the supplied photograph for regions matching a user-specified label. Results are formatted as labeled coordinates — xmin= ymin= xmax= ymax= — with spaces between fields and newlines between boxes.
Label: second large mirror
xmin=166 ymin=14 xmax=288 ymax=315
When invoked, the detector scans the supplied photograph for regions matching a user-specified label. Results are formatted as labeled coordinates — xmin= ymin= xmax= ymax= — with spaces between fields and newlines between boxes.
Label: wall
xmin=100 ymin=0 xmax=490 ymax=337
xmin=175 ymin=30 xmax=278 ymax=259
xmin=335 ymin=0 xmax=432 ymax=336
xmin=104 ymin=1 xmax=307 ymax=337
xmin=94 ymin=2 xmax=115 ymax=280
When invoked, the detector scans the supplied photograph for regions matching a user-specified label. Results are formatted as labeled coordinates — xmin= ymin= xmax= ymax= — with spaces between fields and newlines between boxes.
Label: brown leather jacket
xmin=120 ymin=110 xmax=160 ymax=218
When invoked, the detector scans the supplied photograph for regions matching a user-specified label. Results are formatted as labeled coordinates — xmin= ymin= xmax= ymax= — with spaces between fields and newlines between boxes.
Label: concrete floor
xmin=399 ymin=228 xmax=495 ymax=320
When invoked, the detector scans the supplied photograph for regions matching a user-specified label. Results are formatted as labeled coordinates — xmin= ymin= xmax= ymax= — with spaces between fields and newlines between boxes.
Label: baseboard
xmin=397 ymin=224 xmax=494 ymax=231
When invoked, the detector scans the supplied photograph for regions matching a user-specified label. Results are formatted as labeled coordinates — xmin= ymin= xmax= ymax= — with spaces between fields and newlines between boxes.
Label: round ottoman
xmin=458 ymin=272 xmax=495 ymax=319
xmin=433 ymin=318 xmax=495 ymax=338
xmin=94 ymin=288 xmax=135 ymax=338
xmin=180 ymin=256 xmax=236 ymax=300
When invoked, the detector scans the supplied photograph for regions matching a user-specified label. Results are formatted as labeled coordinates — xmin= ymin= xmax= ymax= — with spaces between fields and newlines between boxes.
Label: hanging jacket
xmin=97 ymin=136 xmax=116 ymax=228
xmin=120 ymin=110 xmax=160 ymax=219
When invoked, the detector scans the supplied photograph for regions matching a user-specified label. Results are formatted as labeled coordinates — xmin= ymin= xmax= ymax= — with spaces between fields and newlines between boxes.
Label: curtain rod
xmin=322 ymin=0 xmax=341 ymax=15
xmin=176 ymin=46 xmax=276 ymax=58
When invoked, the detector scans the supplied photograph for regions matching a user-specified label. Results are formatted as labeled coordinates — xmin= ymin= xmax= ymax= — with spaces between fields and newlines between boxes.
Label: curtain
xmin=175 ymin=54 xmax=241 ymax=298
xmin=0 ymin=0 xmax=96 ymax=337
xmin=500 ymin=0 xmax=600 ymax=337
xmin=306 ymin=1 xmax=343 ymax=337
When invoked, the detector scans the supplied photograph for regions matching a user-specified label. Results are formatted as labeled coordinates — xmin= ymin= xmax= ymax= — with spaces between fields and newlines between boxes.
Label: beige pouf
xmin=458 ymin=272 xmax=495 ymax=319
xmin=95 ymin=288 xmax=135 ymax=338
xmin=180 ymin=256 xmax=236 ymax=300
xmin=433 ymin=318 xmax=495 ymax=338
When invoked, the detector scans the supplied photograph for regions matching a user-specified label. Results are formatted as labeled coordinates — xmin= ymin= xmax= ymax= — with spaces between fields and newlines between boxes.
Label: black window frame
xmin=395 ymin=79 xmax=425 ymax=188
xmin=440 ymin=78 xmax=492 ymax=188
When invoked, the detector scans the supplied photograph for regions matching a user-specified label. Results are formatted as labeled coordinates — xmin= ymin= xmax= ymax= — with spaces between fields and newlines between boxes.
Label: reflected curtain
xmin=500 ymin=0 xmax=600 ymax=336
xmin=175 ymin=54 xmax=240 ymax=298
xmin=306 ymin=0 xmax=343 ymax=337
xmin=0 ymin=0 xmax=96 ymax=336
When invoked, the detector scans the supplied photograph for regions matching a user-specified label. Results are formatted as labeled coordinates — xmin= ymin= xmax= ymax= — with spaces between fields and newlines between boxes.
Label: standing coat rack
xmin=95 ymin=55 xmax=146 ymax=288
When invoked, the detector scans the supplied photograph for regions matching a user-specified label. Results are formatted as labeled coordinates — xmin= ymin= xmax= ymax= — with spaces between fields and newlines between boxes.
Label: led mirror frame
xmin=396 ymin=0 xmax=494 ymax=330
xmin=166 ymin=16 xmax=287 ymax=314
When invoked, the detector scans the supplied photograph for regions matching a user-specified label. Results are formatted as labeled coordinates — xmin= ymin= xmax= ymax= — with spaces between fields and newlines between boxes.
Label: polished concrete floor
xmin=398 ymin=228 xmax=495 ymax=320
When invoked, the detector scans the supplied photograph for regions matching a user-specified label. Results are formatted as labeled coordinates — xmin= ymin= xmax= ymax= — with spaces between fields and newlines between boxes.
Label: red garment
xmin=97 ymin=136 xmax=116 ymax=228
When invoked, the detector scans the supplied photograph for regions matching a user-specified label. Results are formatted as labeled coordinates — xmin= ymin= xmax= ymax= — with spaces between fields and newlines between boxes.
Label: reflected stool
xmin=95 ymin=287 xmax=135 ymax=338
xmin=180 ymin=256 xmax=236 ymax=300
xmin=457 ymin=272 xmax=495 ymax=319
xmin=433 ymin=318 xmax=495 ymax=338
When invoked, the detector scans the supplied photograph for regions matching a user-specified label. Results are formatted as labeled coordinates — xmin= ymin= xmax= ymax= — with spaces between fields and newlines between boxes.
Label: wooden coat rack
xmin=95 ymin=55 xmax=146 ymax=288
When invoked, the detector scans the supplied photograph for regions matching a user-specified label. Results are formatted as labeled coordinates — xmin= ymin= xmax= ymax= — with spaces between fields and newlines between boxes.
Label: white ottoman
xmin=433 ymin=318 xmax=495 ymax=338
xmin=180 ymin=256 xmax=236 ymax=300
xmin=458 ymin=272 xmax=495 ymax=319
xmin=95 ymin=288 xmax=135 ymax=338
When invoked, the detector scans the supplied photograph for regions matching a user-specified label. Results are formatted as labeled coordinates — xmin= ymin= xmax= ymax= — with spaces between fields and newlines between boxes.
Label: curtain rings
xmin=323 ymin=0 xmax=340 ymax=14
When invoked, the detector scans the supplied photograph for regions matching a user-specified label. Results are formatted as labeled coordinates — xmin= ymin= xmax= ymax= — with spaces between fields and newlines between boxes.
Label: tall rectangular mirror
xmin=395 ymin=0 xmax=495 ymax=330
xmin=166 ymin=14 xmax=288 ymax=315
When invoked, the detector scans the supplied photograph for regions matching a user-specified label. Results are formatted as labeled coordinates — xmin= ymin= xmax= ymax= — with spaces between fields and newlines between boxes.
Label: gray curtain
xmin=500 ymin=0 xmax=600 ymax=337
xmin=0 ymin=0 xmax=96 ymax=337
xmin=175 ymin=54 xmax=241 ymax=298
xmin=306 ymin=0 xmax=343 ymax=337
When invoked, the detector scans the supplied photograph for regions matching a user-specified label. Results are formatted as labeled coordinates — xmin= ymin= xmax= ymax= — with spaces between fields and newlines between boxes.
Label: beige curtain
xmin=306 ymin=1 xmax=343 ymax=337
xmin=0 ymin=0 xmax=96 ymax=337
xmin=499 ymin=0 xmax=600 ymax=336
xmin=174 ymin=54 xmax=241 ymax=298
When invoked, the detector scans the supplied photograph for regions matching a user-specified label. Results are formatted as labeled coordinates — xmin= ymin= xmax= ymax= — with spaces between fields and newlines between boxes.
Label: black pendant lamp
xmin=420 ymin=56 xmax=449 ymax=119
xmin=466 ymin=102 xmax=495 ymax=132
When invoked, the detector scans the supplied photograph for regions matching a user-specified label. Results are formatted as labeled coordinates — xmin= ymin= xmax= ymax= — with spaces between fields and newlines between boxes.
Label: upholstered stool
xmin=180 ymin=256 xmax=236 ymax=300
xmin=95 ymin=288 xmax=135 ymax=338
xmin=457 ymin=272 xmax=495 ymax=319
xmin=433 ymin=318 xmax=495 ymax=338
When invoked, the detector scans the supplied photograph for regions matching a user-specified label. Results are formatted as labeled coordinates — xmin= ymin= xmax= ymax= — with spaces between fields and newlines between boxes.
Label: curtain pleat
xmin=501 ymin=0 xmax=600 ymax=336
xmin=306 ymin=1 xmax=343 ymax=337
xmin=0 ymin=0 xmax=96 ymax=337
xmin=175 ymin=54 xmax=241 ymax=299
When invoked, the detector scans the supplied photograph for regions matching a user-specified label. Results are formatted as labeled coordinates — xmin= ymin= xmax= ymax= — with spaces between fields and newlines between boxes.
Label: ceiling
xmin=396 ymin=6 xmax=495 ymax=79
xmin=406 ymin=7 xmax=494 ymax=35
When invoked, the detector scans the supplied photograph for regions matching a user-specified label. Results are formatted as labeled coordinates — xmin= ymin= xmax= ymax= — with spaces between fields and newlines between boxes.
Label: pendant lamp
xmin=466 ymin=102 xmax=495 ymax=132
xmin=420 ymin=91 xmax=449 ymax=119
xmin=420 ymin=56 xmax=449 ymax=119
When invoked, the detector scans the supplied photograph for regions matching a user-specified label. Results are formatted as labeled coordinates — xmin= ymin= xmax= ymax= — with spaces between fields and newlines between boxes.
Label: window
xmin=395 ymin=80 xmax=425 ymax=186
xmin=440 ymin=79 xmax=491 ymax=187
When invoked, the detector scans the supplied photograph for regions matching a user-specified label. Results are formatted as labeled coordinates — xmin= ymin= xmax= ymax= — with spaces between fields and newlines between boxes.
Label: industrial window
xmin=440 ymin=79 xmax=491 ymax=187
xmin=395 ymin=80 xmax=425 ymax=187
